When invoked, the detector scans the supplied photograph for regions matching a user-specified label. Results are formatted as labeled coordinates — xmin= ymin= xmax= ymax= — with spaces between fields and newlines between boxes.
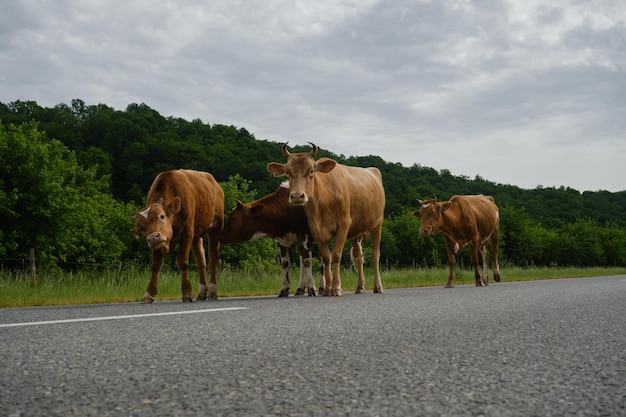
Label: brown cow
xmin=131 ymin=169 xmax=224 ymax=303
xmin=220 ymin=182 xmax=321 ymax=297
xmin=267 ymin=143 xmax=385 ymax=296
xmin=412 ymin=195 xmax=501 ymax=288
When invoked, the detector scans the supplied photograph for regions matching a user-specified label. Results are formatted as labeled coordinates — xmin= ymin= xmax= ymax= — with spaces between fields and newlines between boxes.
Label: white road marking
xmin=0 ymin=307 xmax=248 ymax=328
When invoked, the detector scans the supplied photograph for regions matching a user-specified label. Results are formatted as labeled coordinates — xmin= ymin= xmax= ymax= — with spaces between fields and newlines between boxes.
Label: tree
xmin=0 ymin=121 xmax=135 ymax=265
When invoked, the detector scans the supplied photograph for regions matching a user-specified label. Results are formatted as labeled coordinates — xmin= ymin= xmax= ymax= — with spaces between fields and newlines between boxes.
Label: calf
xmin=131 ymin=169 xmax=224 ymax=303
xmin=413 ymin=195 xmax=501 ymax=287
xmin=220 ymin=183 xmax=321 ymax=296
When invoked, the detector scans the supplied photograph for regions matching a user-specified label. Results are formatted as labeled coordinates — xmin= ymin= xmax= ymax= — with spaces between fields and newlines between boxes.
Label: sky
xmin=1 ymin=0 xmax=625 ymax=192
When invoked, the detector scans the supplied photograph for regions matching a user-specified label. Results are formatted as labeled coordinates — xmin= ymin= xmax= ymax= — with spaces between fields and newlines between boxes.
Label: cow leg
xmin=318 ymin=245 xmax=335 ymax=296
xmin=491 ymin=228 xmax=502 ymax=283
xmin=370 ymin=223 xmax=384 ymax=294
xmin=328 ymin=231 xmax=348 ymax=296
xmin=143 ymin=250 xmax=164 ymax=303
xmin=352 ymin=238 xmax=366 ymax=294
xmin=278 ymin=245 xmax=291 ymax=297
xmin=479 ymin=243 xmax=489 ymax=286
xmin=318 ymin=256 xmax=325 ymax=296
xmin=177 ymin=238 xmax=195 ymax=302
xmin=296 ymin=243 xmax=316 ymax=296
xmin=193 ymin=237 xmax=210 ymax=300
xmin=205 ymin=227 xmax=220 ymax=300
xmin=444 ymin=237 xmax=457 ymax=288
xmin=470 ymin=240 xmax=484 ymax=287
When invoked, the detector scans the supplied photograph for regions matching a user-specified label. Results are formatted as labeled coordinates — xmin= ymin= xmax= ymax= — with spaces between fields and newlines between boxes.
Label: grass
xmin=0 ymin=265 xmax=625 ymax=308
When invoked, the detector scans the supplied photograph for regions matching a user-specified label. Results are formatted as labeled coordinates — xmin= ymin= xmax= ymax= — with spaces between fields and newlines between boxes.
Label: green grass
xmin=1 ymin=265 xmax=625 ymax=308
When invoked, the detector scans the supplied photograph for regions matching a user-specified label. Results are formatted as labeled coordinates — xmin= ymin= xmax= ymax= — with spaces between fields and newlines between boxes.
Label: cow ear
xmin=267 ymin=162 xmax=286 ymax=177
xmin=412 ymin=210 xmax=421 ymax=218
xmin=168 ymin=196 xmax=182 ymax=215
xmin=249 ymin=204 xmax=265 ymax=217
xmin=130 ymin=228 xmax=141 ymax=239
xmin=315 ymin=158 xmax=336 ymax=174
xmin=441 ymin=201 xmax=453 ymax=211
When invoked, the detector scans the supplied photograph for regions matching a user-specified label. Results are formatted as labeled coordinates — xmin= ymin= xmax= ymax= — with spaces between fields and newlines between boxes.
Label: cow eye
xmin=160 ymin=214 xmax=166 ymax=220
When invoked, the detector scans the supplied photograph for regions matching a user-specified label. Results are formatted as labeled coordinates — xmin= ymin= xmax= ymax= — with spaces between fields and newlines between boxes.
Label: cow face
xmin=412 ymin=198 xmax=452 ymax=237
xmin=131 ymin=197 xmax=181 ymax=252
xmin=267 ymin=142 xmax=336 ymax=206
xmin=220 ymin=201 xmax=265 ymax=244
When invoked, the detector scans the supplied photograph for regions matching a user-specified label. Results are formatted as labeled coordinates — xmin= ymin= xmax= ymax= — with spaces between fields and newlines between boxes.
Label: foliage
xmin=1 ymin=99 xmax=625 ymax=270
xmin=0 ymin=120 xmax=136 ymax=264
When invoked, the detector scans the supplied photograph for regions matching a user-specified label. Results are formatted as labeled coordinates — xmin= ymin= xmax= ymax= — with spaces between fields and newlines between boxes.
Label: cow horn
xmin=281 ymin=143 xmax=291 ymax=158
xmin=416 ymin=198 xmax=423 ymax=206
xmin=308 ymin=142 xmax=318 ymax=157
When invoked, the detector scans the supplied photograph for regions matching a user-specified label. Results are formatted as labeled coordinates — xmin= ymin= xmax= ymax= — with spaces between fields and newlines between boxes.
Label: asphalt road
xmin=1 ymin=276 xmax=624 ymax=417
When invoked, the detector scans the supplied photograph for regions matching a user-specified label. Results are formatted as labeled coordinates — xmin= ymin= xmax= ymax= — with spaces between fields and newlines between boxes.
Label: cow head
xmin=412 ymin=197 xmax=453 ymax=237
xmin=219 ymin=200 xmax=266 ymax=245
xmin=267 ymin=142 xmax=336 ymax=206
xmin=131 ymin=197 xmax=181 ymax=252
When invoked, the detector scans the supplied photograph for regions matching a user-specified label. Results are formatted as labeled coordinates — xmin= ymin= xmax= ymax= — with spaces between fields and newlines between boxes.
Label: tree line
xmin=1 ymin=99 xmax=625 ymax=270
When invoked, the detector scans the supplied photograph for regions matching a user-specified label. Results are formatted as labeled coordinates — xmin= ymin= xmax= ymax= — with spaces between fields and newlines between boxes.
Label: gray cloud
xmin=1 ymin=0 xmax=624 ymax=191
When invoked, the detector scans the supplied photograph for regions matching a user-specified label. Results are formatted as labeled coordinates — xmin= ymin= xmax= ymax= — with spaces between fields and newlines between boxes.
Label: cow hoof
xmin=208 ymin=284 xmax=218 ymax=300
xmin=278 ymin=289 xmax=290 ymax=297
xmin=182 ymin=295 xmax=194 ymax=302
xmin=197 ymin=284 xmax=208 ymax=300
xmin=494 ymin=273 xmax=501 ymax=283
xmin=355 ymin=287 xmax=365 ymax=295
xmin=295 ymin=288 xmax=305 ymax=296
xmin=308 ymin=288 xmax=317 ymax=297
xmin=445 ymin=284 xmax=455 ymax=288
xmin=318 ymin=288 xmax=324 ymax=296
xmin=335 ymin=289 xmax=343 ymax=296
xmin=323 ymin=288 xmax=334 ymax=296
xmin=141 ymin=292 xmax=155 ymax=304
xmin=374 ymin=286 xmax=384 ymax=294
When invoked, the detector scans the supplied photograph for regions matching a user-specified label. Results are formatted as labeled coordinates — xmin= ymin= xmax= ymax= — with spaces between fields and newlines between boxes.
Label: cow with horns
xmin=413 ymin=195 xmax=501 ymax=288
xmin=267 ymin=143 xmax=385 ymax=296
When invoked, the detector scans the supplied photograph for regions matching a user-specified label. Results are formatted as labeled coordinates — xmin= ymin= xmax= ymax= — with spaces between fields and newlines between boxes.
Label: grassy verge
xmin=1 ymin=265 xmax=625 ymax=308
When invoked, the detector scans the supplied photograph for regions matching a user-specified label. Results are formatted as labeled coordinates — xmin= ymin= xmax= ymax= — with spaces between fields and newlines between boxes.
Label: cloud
xmin=1 ymin=0 xmax=625 ymax=191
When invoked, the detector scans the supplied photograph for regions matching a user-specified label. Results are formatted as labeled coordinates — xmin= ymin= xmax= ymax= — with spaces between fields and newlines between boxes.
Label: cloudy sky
xmin=2 ymin=0 xmax=625 ymax=192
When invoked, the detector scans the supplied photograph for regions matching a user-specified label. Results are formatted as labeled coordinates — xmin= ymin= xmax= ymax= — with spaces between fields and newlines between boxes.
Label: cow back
xmin=447 ymin=195 xmax=499 ymax=239
xmin=310 ymin=161 xmax=385 ymax=241
xmin=148 ymin=169 xmax=224 ymax=235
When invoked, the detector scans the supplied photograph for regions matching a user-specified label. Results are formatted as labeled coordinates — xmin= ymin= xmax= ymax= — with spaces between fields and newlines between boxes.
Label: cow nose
xmin=147 ymin=232 xmax=162 ymax=245
xmin=289 ymin=191 xmax=308 ymax=205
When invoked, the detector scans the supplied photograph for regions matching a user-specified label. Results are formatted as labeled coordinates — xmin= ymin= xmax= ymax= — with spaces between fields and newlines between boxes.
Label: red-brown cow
xmin=131 ymin=169 xmax=224 ymax=303
xmin=267 ymin=143 xmax=385 ymax=296
xmin=220 ymin=183 xmax=322 ymax=297
xmin=413 ymin=195 xmax=501 ymax=288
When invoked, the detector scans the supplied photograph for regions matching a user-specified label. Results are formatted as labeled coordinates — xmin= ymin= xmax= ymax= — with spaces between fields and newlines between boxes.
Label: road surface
xmin=1 ymin=276 xmax=624 ymax=416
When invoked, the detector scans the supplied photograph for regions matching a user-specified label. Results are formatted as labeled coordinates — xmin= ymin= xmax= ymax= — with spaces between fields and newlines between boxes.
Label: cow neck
xmin=439 ymin=208 xmax=464 ymax=244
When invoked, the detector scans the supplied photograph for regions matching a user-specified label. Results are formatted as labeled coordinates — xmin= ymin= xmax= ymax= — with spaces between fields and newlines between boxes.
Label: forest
xmin=1 ymin=99 xmax=625 ymax=271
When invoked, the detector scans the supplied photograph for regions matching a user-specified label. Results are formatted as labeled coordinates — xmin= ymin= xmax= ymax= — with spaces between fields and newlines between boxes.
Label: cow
xmin=412 ymin=195 xmax=501 ymax=288
xmin=219 ymin=182 xmax=322 ymax=297
xmin=267 ymin=142 xmax=385 ymax=296
xmin=131 ymin=169 xmax=224 ymax=303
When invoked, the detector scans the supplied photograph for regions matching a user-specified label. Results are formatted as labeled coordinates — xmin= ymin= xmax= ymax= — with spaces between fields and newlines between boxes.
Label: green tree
xmin=0 ymin=121 xmax=134 ymax=265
